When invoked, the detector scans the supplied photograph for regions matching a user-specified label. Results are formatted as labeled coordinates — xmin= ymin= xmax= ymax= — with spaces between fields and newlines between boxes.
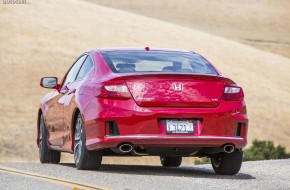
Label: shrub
xmin=194 ymin=157 xmax=210 ymax=165
xmin=243 ymin=139 xmax=290 ymax=161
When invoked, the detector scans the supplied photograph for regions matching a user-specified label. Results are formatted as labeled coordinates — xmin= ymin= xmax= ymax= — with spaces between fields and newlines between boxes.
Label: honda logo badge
xmin=172 ymin=82 xmax=183 ymax=91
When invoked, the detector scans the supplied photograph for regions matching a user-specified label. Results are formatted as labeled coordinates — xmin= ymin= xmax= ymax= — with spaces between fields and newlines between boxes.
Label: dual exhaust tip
xmin=119 ymin=143 xmax=133 ymax=153
xmin=111 ymin=143 xmax=133 ymax=154
xmin=223 ymin=144 xmax=235 ymax=153
xmin=113 ymin=143 xmax=235 ymax=154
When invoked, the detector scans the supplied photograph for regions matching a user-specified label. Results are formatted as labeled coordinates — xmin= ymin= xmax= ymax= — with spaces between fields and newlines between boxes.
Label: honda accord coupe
xmin=37 ymin=47 xmax=248 ymax=175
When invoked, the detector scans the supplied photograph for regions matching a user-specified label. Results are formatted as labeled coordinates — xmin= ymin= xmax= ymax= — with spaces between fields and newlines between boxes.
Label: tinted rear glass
xmin=101 ymin=51 xmax=218 ymax=75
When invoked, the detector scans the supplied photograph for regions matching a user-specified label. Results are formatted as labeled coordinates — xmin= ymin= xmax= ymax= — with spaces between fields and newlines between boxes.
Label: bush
xmin=243 ymin=139 xmax=290 ymax=161
xmin=194 ymin=139 xmax=290 ymax=165
xmin=194 ymin=157 xmax=210 ymax=165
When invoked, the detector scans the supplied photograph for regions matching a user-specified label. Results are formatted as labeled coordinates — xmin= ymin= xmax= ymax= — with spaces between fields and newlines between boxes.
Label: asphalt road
xmin=0 ymin=159 xmax=290 ymax=190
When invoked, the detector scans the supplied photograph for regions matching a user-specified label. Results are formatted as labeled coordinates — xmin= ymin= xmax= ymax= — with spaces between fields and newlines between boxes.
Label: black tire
xmin=39 ymin=115 xmax=61 ymax=163
xmin=211 ymin=150 xmax=243 ymax=175
xmin=74 ymin=113 xmax=102 ymax=170
xmin=160 ymin=156 xmax=182 ymax=167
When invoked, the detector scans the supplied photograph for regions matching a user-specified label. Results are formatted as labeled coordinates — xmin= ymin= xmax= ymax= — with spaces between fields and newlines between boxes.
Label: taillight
xmin=222 ymin=86 xmax=244 ymax=101
xmin=97 ymin=81 xmax=131 ymax=100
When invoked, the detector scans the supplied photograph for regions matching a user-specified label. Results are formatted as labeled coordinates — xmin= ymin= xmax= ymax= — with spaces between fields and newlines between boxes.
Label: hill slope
xmin=88 ymin=0 xmax=290 ymax=58
xmin=0 ymin=0 xmax=290 ymax=164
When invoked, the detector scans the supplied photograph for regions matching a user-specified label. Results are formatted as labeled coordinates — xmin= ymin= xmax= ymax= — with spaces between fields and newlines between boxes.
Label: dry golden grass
xmin=88 ymin=0 xmax=290 ymax=58
xmin=0 ymin=0 xmax=290 ymax=165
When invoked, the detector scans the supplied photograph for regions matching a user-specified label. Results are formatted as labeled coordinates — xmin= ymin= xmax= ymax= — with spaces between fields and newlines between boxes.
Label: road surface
xmin=0 ymin=159 xmax=290 ymax=190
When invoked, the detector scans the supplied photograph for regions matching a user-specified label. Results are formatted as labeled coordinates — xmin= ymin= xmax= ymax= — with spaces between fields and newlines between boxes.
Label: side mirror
xmin=40 ymin=77 xmax=58 ymax=89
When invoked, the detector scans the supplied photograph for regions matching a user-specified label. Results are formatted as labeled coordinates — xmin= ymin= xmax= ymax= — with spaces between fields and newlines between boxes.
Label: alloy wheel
xmin=39 ymin=118 xmax=43 ymax=155
xmin=74 ymin=117 xmax=83 ymax=164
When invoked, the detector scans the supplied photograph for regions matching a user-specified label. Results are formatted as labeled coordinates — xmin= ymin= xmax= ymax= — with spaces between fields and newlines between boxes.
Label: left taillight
xmin=222 ymin=85 xmax=244 ymax=101
xmin=97 ymin=81 xmax=132 ymax=100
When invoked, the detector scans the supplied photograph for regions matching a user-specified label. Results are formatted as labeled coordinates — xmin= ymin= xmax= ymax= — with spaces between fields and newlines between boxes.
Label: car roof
xmin=91 ymin=47 xmax=193 ymax=53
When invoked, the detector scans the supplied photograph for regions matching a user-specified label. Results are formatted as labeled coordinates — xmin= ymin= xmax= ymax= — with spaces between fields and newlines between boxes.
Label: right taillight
xmin=97 ymin=80 xmax=132 ymax=100
xmin=222 ymin=85 xmax=244 ymax=101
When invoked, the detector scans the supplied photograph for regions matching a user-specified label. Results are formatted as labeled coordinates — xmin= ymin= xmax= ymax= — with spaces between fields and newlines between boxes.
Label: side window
xmin=63 ymin=55 xmax=87 ymax=86
xmin=76 ymin=56 xmax=94 ymax=81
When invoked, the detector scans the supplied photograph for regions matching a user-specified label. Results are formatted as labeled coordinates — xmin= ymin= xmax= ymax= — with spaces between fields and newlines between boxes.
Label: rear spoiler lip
xmin=119 ymin=73 xmax=235 ymax=84
xmin=96 ymin=72 xmax=236 ymax=85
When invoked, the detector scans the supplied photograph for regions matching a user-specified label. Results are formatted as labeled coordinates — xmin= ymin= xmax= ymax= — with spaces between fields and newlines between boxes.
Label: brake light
xmin=97 ymin=81 xmax=131 ymax=100
xmin=222 ymin=86 xmax=244 ymax=101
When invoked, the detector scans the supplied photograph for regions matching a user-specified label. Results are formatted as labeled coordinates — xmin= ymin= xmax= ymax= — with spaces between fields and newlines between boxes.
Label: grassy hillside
xmin=88 ymin=0 xmax=290 ymax=58
xmin=0 ymin=0 xmax=290 ymax=165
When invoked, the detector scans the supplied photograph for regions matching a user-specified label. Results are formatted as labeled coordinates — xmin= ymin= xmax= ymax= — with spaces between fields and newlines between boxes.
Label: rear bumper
xmin=86 ymin=135 xmax=247 ymax=150
xmin=84 ymin=98 xmax=248 ymax=151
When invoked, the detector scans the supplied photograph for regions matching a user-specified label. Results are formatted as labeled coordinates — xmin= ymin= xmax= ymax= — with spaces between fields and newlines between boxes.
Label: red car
xmin=37 ymin=47 xmax=248 ymax=175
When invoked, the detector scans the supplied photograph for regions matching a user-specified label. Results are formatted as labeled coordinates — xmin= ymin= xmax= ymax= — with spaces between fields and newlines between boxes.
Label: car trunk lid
xmin=124 ymin=74 xmax=233 ymax=108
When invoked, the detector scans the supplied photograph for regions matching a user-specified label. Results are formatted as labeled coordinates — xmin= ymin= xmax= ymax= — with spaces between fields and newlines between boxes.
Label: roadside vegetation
xmin=194 ymin=139 xmax=290 ymax=165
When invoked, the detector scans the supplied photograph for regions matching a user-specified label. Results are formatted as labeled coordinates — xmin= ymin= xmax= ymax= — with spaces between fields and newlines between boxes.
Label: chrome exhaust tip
xmin=110 ymin=143 xmax=133 ymax=154
xmin=118 ymin=143 xmax=133 ymax=153
xmin=223 ymin=144 xmax=235 ymax=153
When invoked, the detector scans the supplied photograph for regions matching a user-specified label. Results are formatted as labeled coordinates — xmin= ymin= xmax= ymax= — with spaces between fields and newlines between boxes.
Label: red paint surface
xmin=37 ymin=48 xmax=248 ymax=153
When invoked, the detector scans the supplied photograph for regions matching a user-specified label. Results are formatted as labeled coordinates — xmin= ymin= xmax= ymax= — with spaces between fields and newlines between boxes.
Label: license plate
xmin=166 ymin=119 xmax=194 ymax=134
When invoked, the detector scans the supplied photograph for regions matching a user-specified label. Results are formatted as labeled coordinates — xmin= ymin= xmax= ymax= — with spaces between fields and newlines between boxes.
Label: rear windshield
xmin=101 ymin=51 xmax=218 ymax=75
